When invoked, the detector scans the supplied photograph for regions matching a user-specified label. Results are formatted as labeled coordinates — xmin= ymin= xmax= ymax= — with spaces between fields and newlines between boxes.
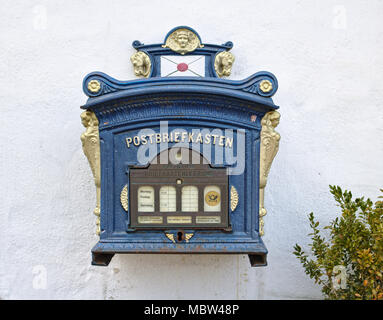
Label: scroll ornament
xmin=259 ymin=111 xmax=281 ymax=236
xmin=81 ymin=111 xmax=101 ymax=235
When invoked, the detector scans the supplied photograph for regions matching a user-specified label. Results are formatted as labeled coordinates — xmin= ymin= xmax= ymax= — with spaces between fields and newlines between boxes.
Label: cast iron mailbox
xmin=80 ymin=26 xmax=281 ymax=267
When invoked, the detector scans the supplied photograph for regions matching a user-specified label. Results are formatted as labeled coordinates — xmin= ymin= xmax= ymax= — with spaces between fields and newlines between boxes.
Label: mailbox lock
xmin=176 ymin=230 xmax=185 ymax=242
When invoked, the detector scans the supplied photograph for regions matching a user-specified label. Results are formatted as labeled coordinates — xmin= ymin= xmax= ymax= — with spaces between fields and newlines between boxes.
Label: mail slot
xmin=80 ymin=26 xmax=281 ymax=267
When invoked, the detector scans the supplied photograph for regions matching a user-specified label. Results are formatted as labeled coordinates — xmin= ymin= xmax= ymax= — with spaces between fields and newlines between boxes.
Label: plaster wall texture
xmin=0 ymin=0 xmax=382 ymax=300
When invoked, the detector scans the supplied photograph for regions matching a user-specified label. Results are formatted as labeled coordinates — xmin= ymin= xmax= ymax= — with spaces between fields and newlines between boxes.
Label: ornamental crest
xmin=129 ymin=26 xmax=236 ymax=78
xmin=162 ymin=27 xmax=203 ymax=55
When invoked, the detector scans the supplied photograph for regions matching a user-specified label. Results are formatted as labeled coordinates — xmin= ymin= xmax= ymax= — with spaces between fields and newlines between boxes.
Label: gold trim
xmin=130 ymin=51 xmax=151 ymax=78
xmin=87 ymin=80 xmax=101 ymax=93
xmin=81 ymin=110 xmax=101 ymax=235
xmin=165 ymin=233 xmax=175 ymax=243
xmin=230 ymin=186 xmax=239 ymax=212
xmin=259 ymin=111 xmax=281 ymax=236
xmin=162 ymin=28 xmax=203 ymax=55
xmin=259 ymin=80 xmax=273 ymax=93
xmin=214 ymin=51 xmax=235 ymax=77
xmin=185 ymin=233 xmax=194 ymax=243
xmin=120 ymin=184 xmax=128 ymax=212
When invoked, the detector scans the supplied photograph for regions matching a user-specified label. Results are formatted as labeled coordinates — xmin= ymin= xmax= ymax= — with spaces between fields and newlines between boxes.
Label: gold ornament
xmin=230 ymin=186 xmax=239 ymax=212
xmin=120 ymin=184 xmax=128 ymax=212
xmin=259 ymin=80 xmax=273 ymax=93
xmin=80 ymin=110 xmax=101 ymax=235
xmin=130 ymin=51 xmax=151 ymax=78
xmin=185 ymin=233 xmax=194 ymax=243
xmin=205 ymin=191 xmax=220 ymax=206
xmin=162 ymin=28 xmax=203 ymax=55
xmin=87 ymin=80 xmax=101 ymax=93
xmin=259 ymin=111 xmax=281 ymax=236
xmin=165 ymin=233 xmax=176 ymax=243
xmin=214 ymin=51 xmax=235 ymax=77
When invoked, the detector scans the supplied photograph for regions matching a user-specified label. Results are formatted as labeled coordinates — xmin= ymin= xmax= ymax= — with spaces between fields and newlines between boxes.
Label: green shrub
xmin=293 ymin=185 xmax=383 ymax=299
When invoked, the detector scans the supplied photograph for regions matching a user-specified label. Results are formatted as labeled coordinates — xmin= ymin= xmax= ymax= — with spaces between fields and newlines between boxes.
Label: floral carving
xmin=259 ymin=80 xmax=273 ymax=93
xmin=87 ymin=80 xmax=101 ymax=93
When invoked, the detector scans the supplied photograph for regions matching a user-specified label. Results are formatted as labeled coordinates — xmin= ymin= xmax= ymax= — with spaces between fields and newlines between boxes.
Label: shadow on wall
xmin=97 ymin=253 xmax=251 ymax=299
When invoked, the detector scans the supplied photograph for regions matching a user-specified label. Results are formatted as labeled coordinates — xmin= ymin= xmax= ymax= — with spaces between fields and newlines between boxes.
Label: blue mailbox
xmin=80 ymin=26 xmax=281 ymax=267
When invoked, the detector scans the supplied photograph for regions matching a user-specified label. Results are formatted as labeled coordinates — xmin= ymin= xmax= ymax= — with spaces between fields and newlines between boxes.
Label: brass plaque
xmin=138 ymin=216 xmax=163 ymax=224
xmin=167 ymin=216 xmax=192 ymax=224
xmin=196 ymin=216 xmax=221 ymax=224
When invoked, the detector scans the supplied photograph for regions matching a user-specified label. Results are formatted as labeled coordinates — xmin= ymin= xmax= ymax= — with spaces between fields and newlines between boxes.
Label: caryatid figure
xmin=259 ymin=111 xmax=281 ymax=236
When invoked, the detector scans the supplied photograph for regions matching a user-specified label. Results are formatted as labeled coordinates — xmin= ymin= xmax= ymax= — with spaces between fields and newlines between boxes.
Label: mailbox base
xmin=91 ymin=241 xmax=268 ymax=267
xmin=92 ymin=252 xmax=115 ymax=266
xmin=248 ymin=253 xmax=267 ymax=267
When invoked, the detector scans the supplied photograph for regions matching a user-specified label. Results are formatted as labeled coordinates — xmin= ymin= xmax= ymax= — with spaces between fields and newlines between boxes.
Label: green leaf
xmin=293 ymin=186 xmax=383 ymax=300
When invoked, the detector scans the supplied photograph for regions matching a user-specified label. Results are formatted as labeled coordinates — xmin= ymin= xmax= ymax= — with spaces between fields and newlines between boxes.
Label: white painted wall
xmin=1 ymin=0 xmax=382 ymax=300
